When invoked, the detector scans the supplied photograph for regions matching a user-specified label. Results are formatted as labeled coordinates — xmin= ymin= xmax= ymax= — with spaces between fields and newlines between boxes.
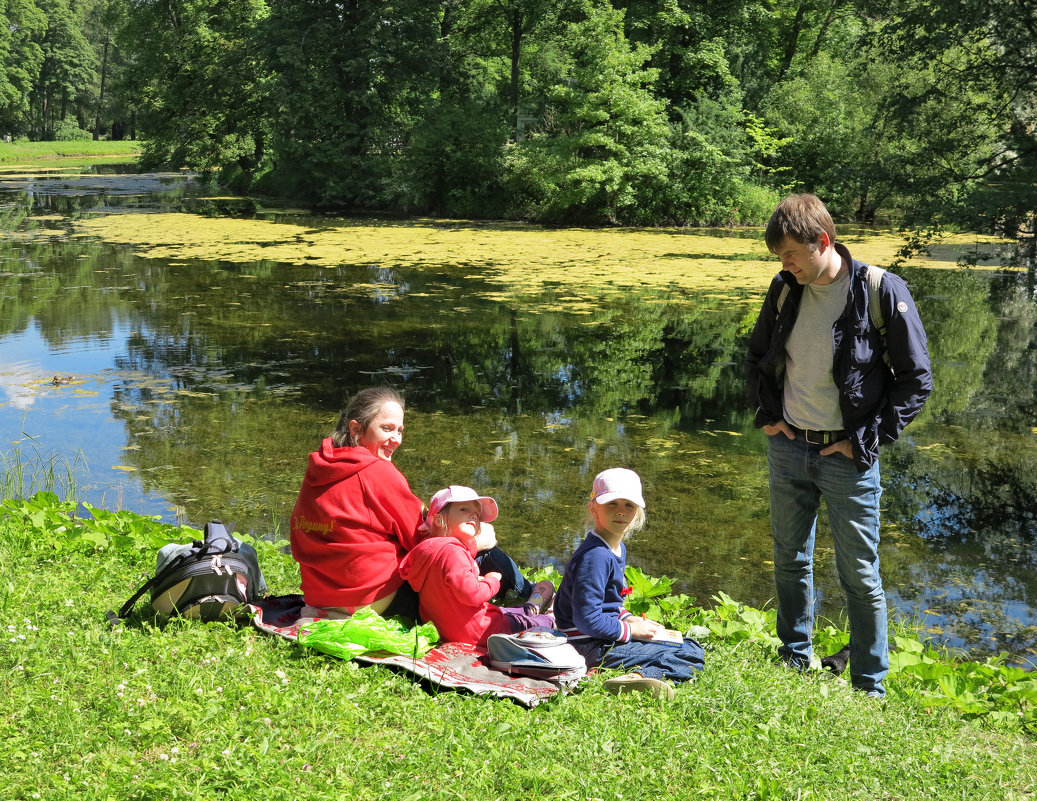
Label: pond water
xmin=2 ymin=161 xmax=1035 ymax=665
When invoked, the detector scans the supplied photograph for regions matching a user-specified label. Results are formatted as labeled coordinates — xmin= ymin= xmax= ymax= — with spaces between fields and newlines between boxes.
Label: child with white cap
xmin=399 ymin=485 xmax=556 ymax=647
xmin=553 ymin=467 xmax=705 ymax=699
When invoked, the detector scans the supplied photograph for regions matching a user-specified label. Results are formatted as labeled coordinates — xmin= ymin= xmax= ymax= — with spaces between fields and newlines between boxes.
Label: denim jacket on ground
xmin=745 ymin=242 xmax=933 ymax=471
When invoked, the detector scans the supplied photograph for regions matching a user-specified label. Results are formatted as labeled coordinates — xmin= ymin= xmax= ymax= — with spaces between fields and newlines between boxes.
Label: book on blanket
xmin=650 ymin=628 xmax=683 ymax=646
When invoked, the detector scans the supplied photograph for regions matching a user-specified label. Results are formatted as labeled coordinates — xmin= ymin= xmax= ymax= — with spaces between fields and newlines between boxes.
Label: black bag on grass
xmin=110 ymin=521 xmax=267 ymax=623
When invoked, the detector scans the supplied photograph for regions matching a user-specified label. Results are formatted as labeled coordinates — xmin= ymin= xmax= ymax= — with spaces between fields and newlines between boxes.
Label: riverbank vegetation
xmin=0 ymin=139 xmax=141 ymax=163
xmin=3 ymin=477 xmax=1035 ymax=799
xmin=2 ymin=1 xmax=1034 ymax=240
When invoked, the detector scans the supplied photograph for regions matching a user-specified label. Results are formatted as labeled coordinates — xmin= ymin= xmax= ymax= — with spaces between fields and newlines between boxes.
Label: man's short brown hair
xmin=765 ymin=193 xmax=837 ymax=253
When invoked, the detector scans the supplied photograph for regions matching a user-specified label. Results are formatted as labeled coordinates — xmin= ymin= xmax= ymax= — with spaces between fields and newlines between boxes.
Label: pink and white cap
xmin=590 ymin=468 xmax=646 ymax=509
xmin=426 ymin=485 xmax=499 ymax=528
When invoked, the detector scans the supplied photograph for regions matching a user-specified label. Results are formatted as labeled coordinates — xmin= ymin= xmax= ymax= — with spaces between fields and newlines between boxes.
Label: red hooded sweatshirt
xmin=290 ymin=437 xmax=424 ymax=608
xmin=398 ymin=535 xmax=508 ymax=646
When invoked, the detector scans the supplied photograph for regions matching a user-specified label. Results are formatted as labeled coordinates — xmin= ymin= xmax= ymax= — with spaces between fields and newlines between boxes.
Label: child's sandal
xmin=603 ymin=672 xmax=675 ymax=700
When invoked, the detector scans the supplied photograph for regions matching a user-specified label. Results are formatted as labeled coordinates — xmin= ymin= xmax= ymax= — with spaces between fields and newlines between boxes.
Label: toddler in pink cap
xmin=399 ymin=485 xmax=555 ymax=646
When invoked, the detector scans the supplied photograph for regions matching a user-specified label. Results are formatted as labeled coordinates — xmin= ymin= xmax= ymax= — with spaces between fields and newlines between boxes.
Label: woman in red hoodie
xmin=290 ymin=387 xmax=533 ymax=621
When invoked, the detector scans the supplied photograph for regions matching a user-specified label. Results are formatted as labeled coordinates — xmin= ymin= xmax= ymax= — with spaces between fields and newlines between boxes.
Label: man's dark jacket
xmin=746 ymin=242 xmax=932 ymax=470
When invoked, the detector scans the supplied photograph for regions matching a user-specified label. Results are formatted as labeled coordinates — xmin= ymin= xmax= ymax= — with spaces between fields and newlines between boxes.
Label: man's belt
xmin=788 ymin=424 xmax=847 ymax=446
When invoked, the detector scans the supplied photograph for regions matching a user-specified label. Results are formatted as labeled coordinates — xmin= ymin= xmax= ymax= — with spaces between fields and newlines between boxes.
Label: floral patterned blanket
xmin=248 ymin=595 xmax=575 ymax=708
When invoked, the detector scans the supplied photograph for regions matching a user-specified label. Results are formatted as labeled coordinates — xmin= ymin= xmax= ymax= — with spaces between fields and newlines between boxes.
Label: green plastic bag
xmin=299 ymin=608 xmax=440 ymax=661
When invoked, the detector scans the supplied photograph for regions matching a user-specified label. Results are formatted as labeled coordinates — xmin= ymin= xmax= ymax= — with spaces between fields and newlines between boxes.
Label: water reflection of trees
xmin=0 ymin=240 xmax=130 ymax=346
xmin=885 ymin=268 xmax=1037 ymax=546
xmin=7 ymin=227 xmax=1037 ymax=660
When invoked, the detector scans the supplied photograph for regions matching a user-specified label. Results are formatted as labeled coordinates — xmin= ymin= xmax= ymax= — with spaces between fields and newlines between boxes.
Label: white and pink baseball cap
xmin=426 ymin=485 xmax=499 ymax=527
xmin=590 ymin=468 xmax=646 ymax=509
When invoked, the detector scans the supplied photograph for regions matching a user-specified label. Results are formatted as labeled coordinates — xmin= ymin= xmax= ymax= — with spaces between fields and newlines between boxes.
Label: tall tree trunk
xmin=510 ymin=10 xmax=522 ymax=139
xmin=95 ymin=36 xmax=110 ymax=140
xmin=776 ymin=3 xmax=807 ymax=83
xmin=808 ymin=0 xmax=843 ymax=60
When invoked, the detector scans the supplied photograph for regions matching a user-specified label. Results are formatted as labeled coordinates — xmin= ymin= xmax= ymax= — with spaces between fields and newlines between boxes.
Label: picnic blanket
xmin=248 ymin=595 xmax=575 ymax=708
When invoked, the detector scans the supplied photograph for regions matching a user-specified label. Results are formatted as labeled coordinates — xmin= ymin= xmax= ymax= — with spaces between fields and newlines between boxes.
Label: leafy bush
xmin=51 ymin=120 xmax=93 ymax=141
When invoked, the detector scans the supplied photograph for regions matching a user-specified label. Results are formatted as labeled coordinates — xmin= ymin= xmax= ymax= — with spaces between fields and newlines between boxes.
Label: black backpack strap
xmin=108 ymin=549 xmax=195 ymax=624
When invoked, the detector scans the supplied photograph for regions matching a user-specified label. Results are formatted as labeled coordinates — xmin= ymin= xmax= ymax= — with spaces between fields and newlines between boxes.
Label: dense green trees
xmin=4 ymin=0 xmax=1035 ymax=231
xmin=872 ymin=0 xmax=1036 ymax=258
xmin=504 ymin=3 xmax=672 ymax=224
xmin=2 ymin=0 xmax=131 ymax=139
xmin=119 ymin=0 xmax=270 ymax=175
xmin=0 ymin=0 xmax=47 ymax=136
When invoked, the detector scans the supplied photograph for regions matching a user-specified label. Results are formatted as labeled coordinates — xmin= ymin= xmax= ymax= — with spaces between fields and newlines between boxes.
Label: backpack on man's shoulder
xmin=110 ymin=521 xmax=267 ymax=624
xmin=776 ymin=264 xmax=890 ymax=366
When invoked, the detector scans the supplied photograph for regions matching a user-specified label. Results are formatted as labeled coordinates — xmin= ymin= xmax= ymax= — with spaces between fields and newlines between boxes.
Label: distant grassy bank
xmin=0 ymin=139 xmax=142 ymax=163
xmin=2 ymin=490 xmax=1035 ymax=800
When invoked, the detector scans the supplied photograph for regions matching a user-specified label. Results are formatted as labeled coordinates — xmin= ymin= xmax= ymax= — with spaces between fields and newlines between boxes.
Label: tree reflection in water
xmin=0 ymin=168 xmax=1035 ymax=664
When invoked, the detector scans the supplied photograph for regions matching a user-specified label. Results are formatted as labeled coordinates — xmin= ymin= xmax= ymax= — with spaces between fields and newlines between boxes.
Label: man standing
xmin=746 ymin=194 xmax=932 ymax=697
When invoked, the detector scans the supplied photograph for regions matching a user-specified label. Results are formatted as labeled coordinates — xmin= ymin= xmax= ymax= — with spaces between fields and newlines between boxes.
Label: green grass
xmin=0 ymin=139 xmax=142 ymax=163
xmin=0 ymin=435 xmax=83 ymax=500
xmin=2 ymin=494 xmax=1035 ymax=801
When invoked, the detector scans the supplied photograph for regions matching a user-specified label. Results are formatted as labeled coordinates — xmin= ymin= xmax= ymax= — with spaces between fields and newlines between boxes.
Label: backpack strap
xmin=109 ymin=549 xmax=196 ymax=624
xmin=202 ymin=520 xmax=238 ymax=555
xmin=865 ymin=265 xmax=891 ymax=368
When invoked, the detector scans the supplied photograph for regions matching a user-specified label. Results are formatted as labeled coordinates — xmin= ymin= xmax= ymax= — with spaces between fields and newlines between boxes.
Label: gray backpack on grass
xmin=111 ymin=521 xmax=267 ymax=623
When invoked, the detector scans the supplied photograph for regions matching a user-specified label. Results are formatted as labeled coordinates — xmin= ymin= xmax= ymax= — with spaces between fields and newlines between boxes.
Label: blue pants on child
xmin=476 ymin=546 xmax=535 ymax=599
xmin=576 ymin=637 xmax=705 ymax=682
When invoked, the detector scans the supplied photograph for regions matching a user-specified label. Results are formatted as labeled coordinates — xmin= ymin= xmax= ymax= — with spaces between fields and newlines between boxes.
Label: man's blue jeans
xmin=767 ymin=433 xmax=888 ymax=695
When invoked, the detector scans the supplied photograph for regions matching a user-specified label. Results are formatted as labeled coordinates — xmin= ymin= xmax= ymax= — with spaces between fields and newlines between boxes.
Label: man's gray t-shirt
xmin=783 ymin=270 xmax=849 ymax=431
